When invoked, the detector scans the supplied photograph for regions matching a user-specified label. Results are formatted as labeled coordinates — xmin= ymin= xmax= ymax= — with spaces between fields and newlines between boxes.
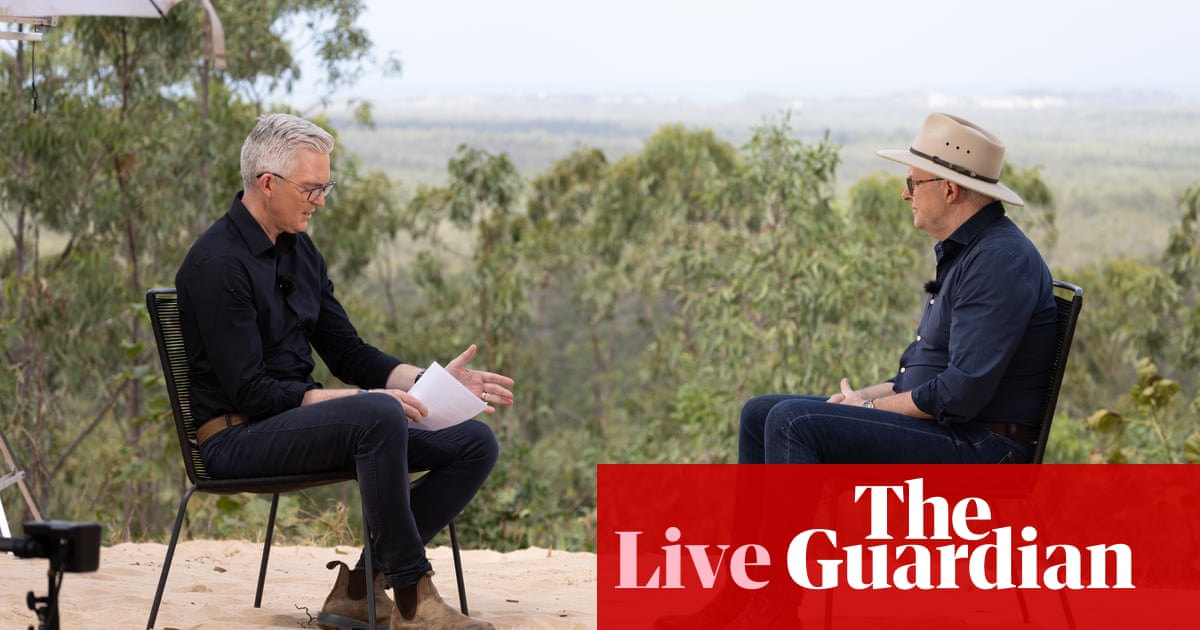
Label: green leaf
xmin=1086 ymin=409 xmax=1124 ymax=433
xmin=1184 ymin=432 xmax=1200 ymax=464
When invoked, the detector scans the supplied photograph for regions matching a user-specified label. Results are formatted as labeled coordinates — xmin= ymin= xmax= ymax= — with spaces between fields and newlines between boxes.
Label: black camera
xmin=1 ymin=520 xmax=101 ymax=573
xmin=1 ymin=520 xmax=101 ymax=630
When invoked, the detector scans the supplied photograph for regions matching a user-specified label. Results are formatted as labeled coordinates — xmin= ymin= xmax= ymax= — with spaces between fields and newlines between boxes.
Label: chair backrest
xmin=1030 ymin=280 xmax=1084 ymax=463
xmin=147 ymin=288 xmax=212 ymax=483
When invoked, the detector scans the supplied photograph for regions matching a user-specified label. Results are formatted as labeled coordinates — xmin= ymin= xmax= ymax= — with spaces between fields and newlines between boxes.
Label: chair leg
xmin=449 ymin=520 xmax=468 ymax=615
xmin=1058 ymin=590 xmax=1078 ymax=630
xmin=1016 ymin=586 xmax=1076 ymax=630
xmin=255 ymin=493 xmax=281 ymax=608
xmin=363 ymin=501 xmax=379 ymax=630
xmin=1016 ymin=589 xmax=1031 ymax=622
xmin=146 ymin=485 xmax=198 ymax=630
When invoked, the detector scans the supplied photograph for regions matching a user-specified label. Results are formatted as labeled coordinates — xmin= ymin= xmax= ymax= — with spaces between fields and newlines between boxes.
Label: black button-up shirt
xmin=175 ymin=193 xmax=402 ymax=423
xmin=893 ymin=201 xmax=1057 ymax=425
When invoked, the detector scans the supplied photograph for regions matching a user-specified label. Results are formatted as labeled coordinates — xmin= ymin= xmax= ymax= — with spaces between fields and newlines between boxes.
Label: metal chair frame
xmin=1029 ymin=279 xmax=1084 ymax=464
xmin=822 ymin=279 xmax=1084 ymax=629
xmin=145 ymin=288 xmax=468 ymax=629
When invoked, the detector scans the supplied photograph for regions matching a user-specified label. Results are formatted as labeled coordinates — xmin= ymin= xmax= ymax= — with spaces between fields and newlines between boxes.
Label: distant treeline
xmin=337 ymin=97 xmax=1200 ymax=270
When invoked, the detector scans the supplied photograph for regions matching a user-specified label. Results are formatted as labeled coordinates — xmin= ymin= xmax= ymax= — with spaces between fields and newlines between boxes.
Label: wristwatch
xmin=861 ymin=399 xmax=875 ymax=409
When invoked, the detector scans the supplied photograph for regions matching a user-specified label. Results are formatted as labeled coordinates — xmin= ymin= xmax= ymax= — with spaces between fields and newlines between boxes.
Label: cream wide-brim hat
xmin=876 ymin=112 xmax=1024 ymax=206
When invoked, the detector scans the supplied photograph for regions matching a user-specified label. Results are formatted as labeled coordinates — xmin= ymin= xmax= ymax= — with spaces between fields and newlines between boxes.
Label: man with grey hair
xmin=176 ymin=113 xmax=508 ymax=630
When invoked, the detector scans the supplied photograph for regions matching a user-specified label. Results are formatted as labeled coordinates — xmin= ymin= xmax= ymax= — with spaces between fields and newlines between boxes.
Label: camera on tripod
xmin=1 ymin=520 xmax=101 ymax=572
xmin=2 ymin=520 xmax=101 ymax=630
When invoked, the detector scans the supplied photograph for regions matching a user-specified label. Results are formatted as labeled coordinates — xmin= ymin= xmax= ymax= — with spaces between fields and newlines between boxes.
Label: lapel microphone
xmin=924 ymin=280 xmax=941 ymax=295
xmin=277 ymin=274 xmax=295 ymax=297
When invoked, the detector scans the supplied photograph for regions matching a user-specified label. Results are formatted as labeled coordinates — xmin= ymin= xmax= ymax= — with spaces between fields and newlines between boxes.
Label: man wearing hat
xmin=656 ymin=113 xmax=1058 ymax=630
xmin=738 ymin=112 xmax=1057 ymax=466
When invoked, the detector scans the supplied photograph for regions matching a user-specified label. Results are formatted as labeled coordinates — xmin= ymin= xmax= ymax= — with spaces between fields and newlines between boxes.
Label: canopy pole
xmin=198 ymin=0 xmax=226 ymax=70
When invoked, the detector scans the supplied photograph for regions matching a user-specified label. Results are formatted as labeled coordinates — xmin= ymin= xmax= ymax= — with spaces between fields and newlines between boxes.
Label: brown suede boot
xmin=317 ymin=560 xmax=393 ymax=629
xmin=389 ymin=571 xmax=494 ymax=630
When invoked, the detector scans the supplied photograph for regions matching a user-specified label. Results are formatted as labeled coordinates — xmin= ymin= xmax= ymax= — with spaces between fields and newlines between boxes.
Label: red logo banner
xmin=597 ymin=464 xmax=1200 ymax=629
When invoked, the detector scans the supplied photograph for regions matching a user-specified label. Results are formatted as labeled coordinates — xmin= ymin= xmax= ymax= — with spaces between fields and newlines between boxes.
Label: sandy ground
xmin=0 ymin=541 xmax=596 ymax=629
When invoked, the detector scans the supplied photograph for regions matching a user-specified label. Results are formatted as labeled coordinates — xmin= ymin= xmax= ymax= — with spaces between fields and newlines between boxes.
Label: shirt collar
xmin=228 ymin=191 xmax=296 ymax=256
xmin=943 ymin=200 xmax=1006 ymax=248
xmin=933 ymin=200 xmax=1006 ymax=269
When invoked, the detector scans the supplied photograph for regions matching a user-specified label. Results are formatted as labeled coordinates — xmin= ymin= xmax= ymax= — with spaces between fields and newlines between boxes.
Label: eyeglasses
xmin=258 ymin=172 xmax=336 ymax=203
xmin=906 ymin=176 xmax=943 ymax=195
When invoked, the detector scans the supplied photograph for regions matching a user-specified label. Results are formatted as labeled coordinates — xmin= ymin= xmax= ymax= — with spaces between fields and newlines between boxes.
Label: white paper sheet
xmin=407 ymin=361 xmax=487 ymax=431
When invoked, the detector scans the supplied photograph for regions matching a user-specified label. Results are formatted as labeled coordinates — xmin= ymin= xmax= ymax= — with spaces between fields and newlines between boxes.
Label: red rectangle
xmin=597 ymin=464 xmax=1200 ymax=629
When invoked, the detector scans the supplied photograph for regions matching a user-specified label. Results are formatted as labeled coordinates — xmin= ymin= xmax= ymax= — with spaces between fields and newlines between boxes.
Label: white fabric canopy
xmin=1 ymin=1 xmax=183 ymax=18
xmin=1 ymin=0 xmax=224 ymax=69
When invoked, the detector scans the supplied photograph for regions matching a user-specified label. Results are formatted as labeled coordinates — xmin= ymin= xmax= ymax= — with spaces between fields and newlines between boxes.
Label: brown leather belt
xmin=196 ymin=413 xmax=247 ymax=446
xmin=977 ymin=421 xmax=1039 ymax=444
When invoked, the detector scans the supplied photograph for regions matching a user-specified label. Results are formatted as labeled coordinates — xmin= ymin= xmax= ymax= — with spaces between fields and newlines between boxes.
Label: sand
xmin=0 ymin=541 xmax=596 ymax=629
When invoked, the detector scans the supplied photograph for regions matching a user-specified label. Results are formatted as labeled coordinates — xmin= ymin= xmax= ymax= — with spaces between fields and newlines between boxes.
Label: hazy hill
xmin=331 ymin=90 xmax=1200 ymax=271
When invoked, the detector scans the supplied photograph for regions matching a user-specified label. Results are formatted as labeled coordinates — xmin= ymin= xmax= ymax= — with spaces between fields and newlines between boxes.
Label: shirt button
xmin=916 ymin=335 xmax=922 ymax=342
xmin=899 ymin=367 xmax=907 ymax=373
xmin=929 ymin=298 xmax=935 ymax=305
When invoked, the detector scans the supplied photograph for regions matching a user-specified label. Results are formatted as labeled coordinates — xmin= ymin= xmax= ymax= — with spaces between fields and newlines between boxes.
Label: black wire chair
xmin=144 ymin=288 xmax=468 ymax=629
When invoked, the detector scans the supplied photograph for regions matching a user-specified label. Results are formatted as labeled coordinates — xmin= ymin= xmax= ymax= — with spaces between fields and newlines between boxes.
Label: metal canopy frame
xmin=2 ymin=1 xmax=224 ymax=68
xmin=0 ymin=15 xmax=55 ymax=41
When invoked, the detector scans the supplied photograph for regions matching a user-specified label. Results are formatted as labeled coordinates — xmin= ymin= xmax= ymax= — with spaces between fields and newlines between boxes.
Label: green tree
xmin=523 ymin=147 xmax=615 ymax=437
xmin=1165 ymin=183 xmax=1200 ymax=370
xmin=397 ymin=145 xmax=526 ymax=394
xmin=1085 ymin=359 xmax=1199 ymax=463
xmin=1043 ymin=180 xmax=1200 ymax=463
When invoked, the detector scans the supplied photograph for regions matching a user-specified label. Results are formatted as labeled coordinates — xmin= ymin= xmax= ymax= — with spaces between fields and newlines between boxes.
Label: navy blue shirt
xmin=175 ymin=193 xmax=402 ymax=423
xmin=892 ymin=201 xmax=1056 ymax=425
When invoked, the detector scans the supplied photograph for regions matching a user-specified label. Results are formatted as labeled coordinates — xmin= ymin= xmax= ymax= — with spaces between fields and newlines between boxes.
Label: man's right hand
xmin=302 ymin=387 xmax=429 ymax=423
xmin=360 ymin=388 xmax=429 ymax=423
xmin=828 ymin=377 xmax=865 ymax=405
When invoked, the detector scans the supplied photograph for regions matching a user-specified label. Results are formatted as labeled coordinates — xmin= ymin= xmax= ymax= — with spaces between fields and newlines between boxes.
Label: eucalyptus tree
xmin=397 ymin=145 xmax=527 ymax=426
xmin=522 ymin=146 xmax=611 ymax=436
xmin=1071 ymin=182 xmax=1200 ymax=463
xmin=1166 ymin=183 xmax=1200 ymax=371
xmin=0 ymin=1 xmax=393 ymax=537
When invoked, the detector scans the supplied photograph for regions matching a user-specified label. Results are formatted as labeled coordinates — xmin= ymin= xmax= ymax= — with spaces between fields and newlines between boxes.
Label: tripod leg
xmin=0 ymin=427 xmax=44 ymax=523
xmin=26 ymin=568 xmax=63 ymax=630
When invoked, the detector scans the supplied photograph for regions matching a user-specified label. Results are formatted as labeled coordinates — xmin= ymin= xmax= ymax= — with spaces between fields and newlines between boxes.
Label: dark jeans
xmin=738 ymin=394 xmax=1034 ymax=464
xmin=199 ymin=393 xmax=499 ymax=589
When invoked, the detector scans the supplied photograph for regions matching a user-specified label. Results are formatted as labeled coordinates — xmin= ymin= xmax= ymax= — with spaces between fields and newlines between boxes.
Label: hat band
xmin=909 ymin=147 xmax=999 ymax=184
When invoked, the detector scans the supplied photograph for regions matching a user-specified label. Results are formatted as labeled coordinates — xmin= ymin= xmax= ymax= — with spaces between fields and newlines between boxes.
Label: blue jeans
xmin=199 ymin=393 xmax=498 ymax=589
xmin=738 ymin=394 xmax=1034 ymax=464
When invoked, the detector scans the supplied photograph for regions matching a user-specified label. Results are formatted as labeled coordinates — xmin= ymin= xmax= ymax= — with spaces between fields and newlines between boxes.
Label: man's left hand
xmin=446 ymin=344 xmax=515 ymax=412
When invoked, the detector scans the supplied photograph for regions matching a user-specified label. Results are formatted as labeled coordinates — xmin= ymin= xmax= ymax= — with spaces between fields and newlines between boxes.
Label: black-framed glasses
xmin=258 ymin=172 xmax=336 ymax=203
xmin=905 ymin=176 xmax=943 ymax=195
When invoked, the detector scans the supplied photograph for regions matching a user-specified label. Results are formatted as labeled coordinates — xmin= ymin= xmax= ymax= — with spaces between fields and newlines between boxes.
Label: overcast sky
xmin=317 ymin=0 xmax=1199 ymax=101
